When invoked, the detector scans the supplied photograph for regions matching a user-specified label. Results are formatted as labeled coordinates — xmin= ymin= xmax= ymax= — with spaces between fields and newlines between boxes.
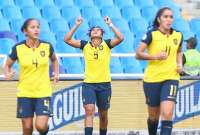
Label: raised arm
xmin=104 ymin=16 xmax=124 ymax=47
xmin=64 ymin=16 xmax=83 ymax=48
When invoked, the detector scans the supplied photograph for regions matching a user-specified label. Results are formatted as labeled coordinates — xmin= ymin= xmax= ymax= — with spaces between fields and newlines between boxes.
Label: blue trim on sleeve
xmin=49 ymin=43 xmax=55 ymax=57
xmin=80 ymin=40 xmax=88 ymax=49
xmin=105 ymin=39 xmax=112 ymax=49
xmin=141 ymin=29 xmax=155 ymax=45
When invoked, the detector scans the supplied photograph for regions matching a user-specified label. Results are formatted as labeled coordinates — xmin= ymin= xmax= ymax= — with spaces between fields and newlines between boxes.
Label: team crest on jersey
xmin=98 ymin=45 xmax=103 ymax=50
xmin=40 ymin=51 xmax=45 ymax=57
xmin=173 ymin=39 xmax=178 ymax=45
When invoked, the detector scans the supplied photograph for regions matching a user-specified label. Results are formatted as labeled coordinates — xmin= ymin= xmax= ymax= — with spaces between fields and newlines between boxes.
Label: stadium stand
xmin=0 ymin=0 xmax=199 ymax=74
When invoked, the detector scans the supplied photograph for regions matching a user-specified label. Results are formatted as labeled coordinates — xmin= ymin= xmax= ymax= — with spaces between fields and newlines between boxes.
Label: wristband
xmin=109 ymin=23 xmax=114 ymax=27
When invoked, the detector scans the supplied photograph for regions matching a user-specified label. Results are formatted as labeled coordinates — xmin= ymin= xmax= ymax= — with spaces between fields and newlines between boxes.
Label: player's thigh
xmin=82 ymin=83 xmax=96 ymax=105
xmin=143 ymin=81 xmax=162 ymax=107
xmin=160 ymin=80 xmax=179 ymax=102
xmin=96 ymin=82 xmax=112 ymax=110
xmin=17 ymin=97 xmax=34 ymax=118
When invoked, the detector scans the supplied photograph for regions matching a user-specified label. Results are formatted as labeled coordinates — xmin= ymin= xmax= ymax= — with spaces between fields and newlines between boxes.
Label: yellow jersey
xmin=80 ymin=40 xmax=112 ymax=83
xmin=9 ymin=40 xmax=54 ymax=98
xmin=141 ymin=28 xmax=183 ymax=82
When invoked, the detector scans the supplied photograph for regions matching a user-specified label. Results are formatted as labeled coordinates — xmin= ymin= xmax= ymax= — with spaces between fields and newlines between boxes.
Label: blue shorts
xmin=17 ymin=97 xmax=51 ymax=118
xmin=82 ymin=82 xmax=112 ymax=110
xmin=143 ymin=80 xmax=179 ymax=107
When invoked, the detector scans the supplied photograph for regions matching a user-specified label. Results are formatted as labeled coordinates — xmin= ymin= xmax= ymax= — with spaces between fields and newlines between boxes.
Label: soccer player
xmin=64 ymin=16 xmax=123 ymax=135
xmin=136 ymin=7 xmax=183 ymax=135
xmin=3 ymin=18 xmax=59 ymax=135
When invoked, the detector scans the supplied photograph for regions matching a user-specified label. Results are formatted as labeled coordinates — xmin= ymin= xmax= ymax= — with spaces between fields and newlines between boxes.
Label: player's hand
xmin=75 ymin=16 xmax=83 ymax=26
xmin=53 ymin=72 xmax=59 ymax=83
xmin=104 ymin=16 xmax=112 ymax=25
xmin=4 ymin=70 xmax=15 ymax=80
xmin=154 ymin=51 xmax=168 ymax=60
xmin=176 ymin=64 xmax=183 ymax=74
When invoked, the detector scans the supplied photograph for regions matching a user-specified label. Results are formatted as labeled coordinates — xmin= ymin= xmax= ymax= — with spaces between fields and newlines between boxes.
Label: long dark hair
xmin=21 ymin=18 xmax=39 ymax=32
xmin=153 ymin=7 xmax=172 ymax=28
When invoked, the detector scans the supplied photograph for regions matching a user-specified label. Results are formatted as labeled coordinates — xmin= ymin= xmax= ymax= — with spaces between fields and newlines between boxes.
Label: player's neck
xmin=158 ymin=26 xmax=171 ymax=36
xmin=26 ymin=38 xmax=39 ymax=49
xmin=91 ymin=38 xmax=102 ymax=47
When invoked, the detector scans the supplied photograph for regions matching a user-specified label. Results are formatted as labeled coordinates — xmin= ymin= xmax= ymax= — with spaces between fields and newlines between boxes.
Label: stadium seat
xmin=39 ymin=32 xmax=56 ymax=47
xmin=54 ymin=0 xmax=74 ymax=8
xmin=139 ymin=60 xmax=147 ymax=72
xmin=110 ymin=58 xmax=124 ymax=73
xmin=74 ymin=30 xmax=89 ymax=40
xmin=55 ymin=31 xmax=67 ymax=41
xmin=114 ymin=0 xmax=134 ymax=9
xmin=34 ymin=0 xmax=54 ymax=9
xmin=2 ymin=6 xmax=22 ymax=21
xmin=121 ymin=6 xmax=142 ymax=21
xmin=62 ymin=58 xmax=84 ymax=74
xmin=154 ymin=0 xmax=174 ymax=7
xmin=81 ymin=6 xmax=101 ymax=20
xmin=38 ymin=18 xmax=50 ymax=33
xmin=94 ymin=0 xmax=114 ymax=9
xmin=0 ymin=19 xmax=10 ymax=31
xmin=69 ymin=18 xmax=89 ymax=33
xmin=10 ymin=18 xmax=25 ymax=34
xmin=172 ymin=18 xmax=190 ymax=33
xmin=170 ymin=5 xmax=181 ymax=19
xmin=133 ymin=0 xmax=154 ymax=8
xmin=22 ymin=6 xmax=41 ymax=19
xmin=74 ymin=0 xmax=94 ymax=9
xmin=120 ymin=58 xmax=143 ymax=73
xmin=17 ymin=32 xmax=26 ymax=41
xmin=189 ymin=18 xmax=200 ymax=34
xmin=141 ymin=5 xmax=158 ymax=24
xmin=0 ymin=38 xmax=16 ymax=54
xmin=49 ymin=18 xmax=69 ymax=33
xmin=15 ymin=0 xmax=34 ymax=8
xmin=0 ymin=0 xmax=14 ymax=8
xmin=112 ymin=18 xmax=130 ymax=32
xmin=113 ymin=31 xmax=134 ymax=53
xmin=182 ymin=31 xmax=195 ymax=41
xmin=41 ymin=6 xmax=61 ymax=21
xmin=61 ymin=6 xmax=81 ymax=21
xmin=101 ymin=6 xmax=122 ymax=19
xmin=55 ymin=41 xmax=77 ymax=53
xmin=129 ymin=18 xmax=148 ymax=37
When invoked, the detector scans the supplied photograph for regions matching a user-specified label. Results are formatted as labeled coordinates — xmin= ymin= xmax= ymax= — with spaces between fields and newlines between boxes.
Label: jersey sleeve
xmin=141 ymin=30 xmax=152 ymax=45
xmin=8 ymin=45 xmax=17 ymax=61
xmin=105 ymin=39 xmax=112 ymax=49
xmin=49 ymin=43 xmax=55 ymax=57
xmin=179 ymin=33 xmax=183 ymax=47
xmin=80 ymin=40 xmax=88 ymax=49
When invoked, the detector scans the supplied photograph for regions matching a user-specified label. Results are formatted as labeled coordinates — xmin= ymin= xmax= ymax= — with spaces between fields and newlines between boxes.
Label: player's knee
xmin=100 ymin=114 xmax=108 ymax=123
xmin=161 ymin=111 xmax=173 ymax=120
xmin=23 ymin=125 xmax=33 ymax=134
xmin=35 ymin=124 xmax=48 ymax=133
xmin=85 ymin=106 xmax=95 ymax=116
xmin=149 ymin=112 xmax=160 ymax=121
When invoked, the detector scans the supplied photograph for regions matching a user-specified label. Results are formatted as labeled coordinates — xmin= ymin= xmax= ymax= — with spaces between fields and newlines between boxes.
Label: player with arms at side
xmin=4 ymin=18 xmax=59 ymax=135
xmin=136 ymin=7 xmax=183 ymax=135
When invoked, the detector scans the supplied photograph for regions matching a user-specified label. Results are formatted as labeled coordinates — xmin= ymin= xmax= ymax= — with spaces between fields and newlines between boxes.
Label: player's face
xmin=24 ymin=20 xmax=40 ymax=39
xmin=159 ymin=9 xmax=173 ymax=30
xmin=90 ymin=28 xmax=103 ymax=39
